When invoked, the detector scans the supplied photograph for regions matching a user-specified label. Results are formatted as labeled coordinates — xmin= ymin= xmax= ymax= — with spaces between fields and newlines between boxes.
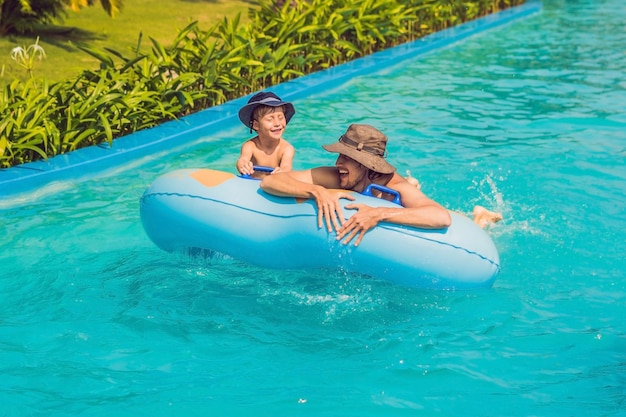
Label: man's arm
xmin=260 ymin=167 xmax=355 ymax=231
xmin=389 ymin=179 xmax=451 ymax=226
xmin=337 ymin=176 xmax=451 ymax=246
xmin=261 ymin=170 xmax=451 ymax=246
xmin=260 ymin=166 xmax=343 ymax=197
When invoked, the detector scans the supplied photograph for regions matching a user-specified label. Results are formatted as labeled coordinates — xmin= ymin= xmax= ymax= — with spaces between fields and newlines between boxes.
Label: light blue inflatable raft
xmin=140 ymin=168 xmax=500 ymax=289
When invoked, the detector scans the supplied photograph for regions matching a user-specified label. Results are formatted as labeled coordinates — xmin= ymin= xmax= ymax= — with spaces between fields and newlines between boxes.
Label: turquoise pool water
xmin=2 ymin=0 xmax=625 ymax=415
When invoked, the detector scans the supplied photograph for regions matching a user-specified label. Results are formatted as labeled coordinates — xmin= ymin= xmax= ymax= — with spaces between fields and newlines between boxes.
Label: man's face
xmin=335 ymin=154 xmax=368 ymax=191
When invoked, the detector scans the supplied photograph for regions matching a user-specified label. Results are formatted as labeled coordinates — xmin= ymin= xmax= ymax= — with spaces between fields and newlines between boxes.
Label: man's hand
xmin=311 ymin=188 xmax=355 ymax=233
xmin=336 ymin=204 xmax=381 ymax=246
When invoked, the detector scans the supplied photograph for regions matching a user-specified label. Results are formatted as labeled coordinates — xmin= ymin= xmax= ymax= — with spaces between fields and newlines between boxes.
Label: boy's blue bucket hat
xmin=238 ymin=91 xmax=296 ymax=128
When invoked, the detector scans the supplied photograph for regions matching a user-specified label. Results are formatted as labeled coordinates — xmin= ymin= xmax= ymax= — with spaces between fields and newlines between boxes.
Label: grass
xmin=0 ymin=0 xmax=253 ymax=83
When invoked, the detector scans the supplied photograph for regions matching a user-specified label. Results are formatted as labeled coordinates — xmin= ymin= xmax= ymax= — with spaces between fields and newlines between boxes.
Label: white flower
xmin=9 ymin=37 xmax=46 ymax=76
xmin=10 ymin=47 xmax=26 ymax=62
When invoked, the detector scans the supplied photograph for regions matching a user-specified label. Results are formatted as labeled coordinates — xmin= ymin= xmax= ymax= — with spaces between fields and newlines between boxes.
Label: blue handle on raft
xmin=362 ymin=184 xmax=402 ymax=205
xmin=239 ymin=166 xmax=274 ymax=180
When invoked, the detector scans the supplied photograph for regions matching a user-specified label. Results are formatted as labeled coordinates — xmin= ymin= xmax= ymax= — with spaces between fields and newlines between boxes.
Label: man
xmin=260 ymin=124 xmax=468 ymax=246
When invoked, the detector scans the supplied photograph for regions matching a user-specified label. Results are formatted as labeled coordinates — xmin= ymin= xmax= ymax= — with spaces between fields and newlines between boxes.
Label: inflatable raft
xmin=140 ymin=168 xmax=500 ymax=289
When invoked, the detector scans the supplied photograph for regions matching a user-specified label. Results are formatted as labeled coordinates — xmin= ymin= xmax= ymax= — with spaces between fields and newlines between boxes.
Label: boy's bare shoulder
xmin=281 ymin=138 xmax=295 ymax=149
xmin=240 ymin=139 xmax=256 ymax=151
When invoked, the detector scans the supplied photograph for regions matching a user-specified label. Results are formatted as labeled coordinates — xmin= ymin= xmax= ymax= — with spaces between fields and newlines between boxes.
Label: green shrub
xmin=0 ymin=0 xmax=524 ymax=168
xmin=0 ymin=0 xmax=121 ymax=36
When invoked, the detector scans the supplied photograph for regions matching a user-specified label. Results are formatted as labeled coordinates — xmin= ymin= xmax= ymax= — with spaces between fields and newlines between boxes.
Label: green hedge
xmin=0 ymin=0 xmax=524 ymax=168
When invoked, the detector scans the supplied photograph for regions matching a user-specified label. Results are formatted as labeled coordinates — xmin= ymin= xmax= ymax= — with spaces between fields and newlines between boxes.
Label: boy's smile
xmin=253 ymin=111 xmax=286 ymax=142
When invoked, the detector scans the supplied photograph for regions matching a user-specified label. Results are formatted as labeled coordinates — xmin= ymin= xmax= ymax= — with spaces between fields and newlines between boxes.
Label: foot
xmin=473 ymin=205 xmax=503 ymax=228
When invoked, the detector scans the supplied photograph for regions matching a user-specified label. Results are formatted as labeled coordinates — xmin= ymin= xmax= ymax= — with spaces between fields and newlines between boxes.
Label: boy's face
xmin=252 ymin=108 xmax=287 ymax=140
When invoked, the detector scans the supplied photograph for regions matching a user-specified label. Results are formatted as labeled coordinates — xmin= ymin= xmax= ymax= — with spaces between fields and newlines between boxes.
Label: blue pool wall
xmin=0 ymin=1 xmax=541 ymax=196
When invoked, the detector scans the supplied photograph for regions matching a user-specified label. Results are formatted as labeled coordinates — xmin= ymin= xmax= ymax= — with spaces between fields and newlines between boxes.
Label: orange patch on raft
xmin=190 ymin=169 xmax=235 ymax=187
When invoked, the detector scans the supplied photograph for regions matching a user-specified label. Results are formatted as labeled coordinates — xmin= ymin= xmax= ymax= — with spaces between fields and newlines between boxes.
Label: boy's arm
xmin=236 ymin=141 xmax=255 ymax=175
xmin=274 ymin=141 xmax=295 ymax=173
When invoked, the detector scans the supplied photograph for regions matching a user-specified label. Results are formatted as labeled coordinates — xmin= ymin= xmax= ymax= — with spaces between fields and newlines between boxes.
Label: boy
xmin=236 ymin=91 xmax=296 ymax=177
